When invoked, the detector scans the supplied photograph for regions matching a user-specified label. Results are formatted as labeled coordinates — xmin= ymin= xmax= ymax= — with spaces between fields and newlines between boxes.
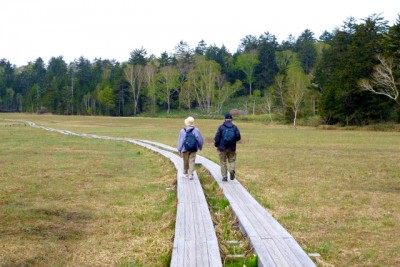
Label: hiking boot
xmin=189 ymin=175 xmax=194 ymax=180
xmin=230 ymin=170 xmax=235 ymax=180
xmin=222 ymin=177 xmax=228 ymax=182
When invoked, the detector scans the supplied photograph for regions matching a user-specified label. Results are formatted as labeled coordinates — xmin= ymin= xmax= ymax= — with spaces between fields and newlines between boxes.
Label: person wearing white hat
xmin=177 ymin=116 xmax=204 ymax=180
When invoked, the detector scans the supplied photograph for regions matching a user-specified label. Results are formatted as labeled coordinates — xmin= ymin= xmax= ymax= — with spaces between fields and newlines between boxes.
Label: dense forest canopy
xmin=1 ymin=13 xmax=399 ymax=125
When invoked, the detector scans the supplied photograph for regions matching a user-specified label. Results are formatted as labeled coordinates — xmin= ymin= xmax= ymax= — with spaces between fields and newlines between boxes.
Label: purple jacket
xmin=177 ymin=126 xmax=204 ymax=153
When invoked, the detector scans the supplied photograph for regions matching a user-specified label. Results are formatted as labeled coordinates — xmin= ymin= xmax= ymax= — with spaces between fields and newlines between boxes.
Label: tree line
xmin=1 ymin=13 xmax=399 ymax=125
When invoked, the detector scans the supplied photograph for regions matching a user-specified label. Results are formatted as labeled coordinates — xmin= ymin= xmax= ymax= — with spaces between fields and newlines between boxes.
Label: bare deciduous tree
xmin=159 ymin=65 xmax=181 ymax=113
xmin=273 ymin=74 xmax=286 ymax=114
xmin=285 ymin=64 xmax=309 ymax=128
xmin=214 ymin=77 xmax=241 ymax=114
xmin=179 ymin=81 xmax=195 ymax=110
xmin=359 ymin=55 xmax=399 ymax=105
xmin=261 ymin=89 xmax=274 ymax=123
xmin=235 ymin=50 xmax=259 ymax=96
xmin=124 ymin=64 xmax=144 ymax=115
xmin=143 ymin=63 xmax=158 ymax=114
xmin=187 ymin=56 xmax=220 ymax=113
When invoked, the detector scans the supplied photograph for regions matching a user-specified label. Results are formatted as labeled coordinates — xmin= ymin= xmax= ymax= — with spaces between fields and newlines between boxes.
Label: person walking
xmin=177 ymin=116 xmax=204 ymax=180
xmin=214 ymin=113 xmax=241 ymax=182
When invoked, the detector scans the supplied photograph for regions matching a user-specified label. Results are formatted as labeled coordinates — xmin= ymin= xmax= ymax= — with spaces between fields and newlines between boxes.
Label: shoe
xmin=189 ymin=175 xmax=194 ymax=180
xmin=222 ymin=177 xmax=228 ymax=182
xmin=230 ymin=170 xmax=235 ymax=180
xmin=183 ymin=173 xmax=189 ymax=179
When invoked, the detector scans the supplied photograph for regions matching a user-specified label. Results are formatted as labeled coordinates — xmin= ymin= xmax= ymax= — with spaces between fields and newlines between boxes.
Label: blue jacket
xmin=214 ymin=121 xmax=241 ymax=152
xmin=177 ymin=126 xmax=204 ymax=153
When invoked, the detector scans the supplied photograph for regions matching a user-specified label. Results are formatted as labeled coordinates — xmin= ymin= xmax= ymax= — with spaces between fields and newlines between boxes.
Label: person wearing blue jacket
xmin=177 ymin=116 xmax=204 ymax=180
xmin=214 ymin=113 xmax=241 ymax=181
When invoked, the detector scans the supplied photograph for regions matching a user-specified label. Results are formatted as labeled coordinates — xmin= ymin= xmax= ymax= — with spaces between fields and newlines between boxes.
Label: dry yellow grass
xmin=0 ymin=118 xmax=176 ymax=266
xmin=1 ymin=113 xmax=399 ymax=266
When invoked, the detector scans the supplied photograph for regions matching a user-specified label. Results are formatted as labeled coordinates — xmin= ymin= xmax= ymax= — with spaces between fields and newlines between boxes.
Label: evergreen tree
xmin=129 ymin=47 xmax=147 ymax=66
xmin=316 ymin=15 xmax=391 ymax=124
xmin=255 ymin=32 xmax=279 ymax=90
xmin=296 ymin=29 xmax=317 ymax=74
xmin=43 ymin=56 xmax=68 ymax=113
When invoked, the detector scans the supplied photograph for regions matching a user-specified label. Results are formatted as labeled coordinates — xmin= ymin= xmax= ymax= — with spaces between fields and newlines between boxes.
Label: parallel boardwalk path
xmin=141 ymin=140 xmax=317 ymax=267
xmin=127 ymin=140 xmax=222 ymax=267
xmin=12 ymin=120 xmax=316 ymax=267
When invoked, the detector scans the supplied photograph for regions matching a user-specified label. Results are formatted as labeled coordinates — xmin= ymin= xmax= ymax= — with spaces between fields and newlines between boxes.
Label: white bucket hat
xmin=184 ymin=116 xmax=195 ymax=126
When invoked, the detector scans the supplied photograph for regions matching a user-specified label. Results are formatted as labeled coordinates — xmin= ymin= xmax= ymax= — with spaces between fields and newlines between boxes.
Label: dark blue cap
xmin=224 ymin=113 xmax=232 ymax=119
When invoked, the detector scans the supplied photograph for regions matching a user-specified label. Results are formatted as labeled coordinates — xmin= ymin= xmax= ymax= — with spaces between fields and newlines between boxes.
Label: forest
xmin=1 ymin=13 xmax=399 ymax=125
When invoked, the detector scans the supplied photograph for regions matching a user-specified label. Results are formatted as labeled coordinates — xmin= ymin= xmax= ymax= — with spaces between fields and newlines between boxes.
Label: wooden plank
xmin=284 ymin=238 xmax=317 ymax=267
xmin=184 ymin=195 xmax=195 ymax=241
xmin=226 ymin=184 xmax=272 ymax=239
xmin=194 ymin=173 xmax=208 ymax=204
xmin=196 ymin=241 xmax=209 ymax=266
xmin=250 ymin=236 xmax=277 ymax=267
xmin=228 ymin=200 xmax=259 ymax=237
xmin=182 ymin=176 xmax=192 ymax=204
xmin=207 ymin=240 xmax=223 ymax=267
xmin=176 ymin=174 xmax=185 ymax=204
xmin=173 ymin=238 xmax=185 ymax=267
xmin=170 ymin=243 xmax=178 ymax=266
xmin=200 ymin=201 xmax=218 ymax=241
xmin=262 ymin=238 xmax=291 ymax=267
xmin=271 ymin=238 xmax=304 ymax=267
xmin=188 ymin=176 xmax=200 ymax=204
xmin=171 ymin=203 xmax=185 ymax=267
xmin=193 ymin=203 xmax=207 ymax=242
xmin=232 ymin=182 xmax=292 ymax=238
xmin=246 ymin=203 xmax=284 ymax=239
xmin=185 ymin=240 xmax=196 ymax=267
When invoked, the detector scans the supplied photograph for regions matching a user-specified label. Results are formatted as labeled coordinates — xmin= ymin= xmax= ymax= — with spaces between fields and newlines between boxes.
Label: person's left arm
xmin=177 ymin=129 xmax=185 ymax=152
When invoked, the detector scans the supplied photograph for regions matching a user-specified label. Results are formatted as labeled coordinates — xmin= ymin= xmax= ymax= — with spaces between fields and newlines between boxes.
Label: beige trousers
xmin=219 ymin=150 xmax=236 ymax=178
xmin=182 ymin=151 xmax=197 ymax=176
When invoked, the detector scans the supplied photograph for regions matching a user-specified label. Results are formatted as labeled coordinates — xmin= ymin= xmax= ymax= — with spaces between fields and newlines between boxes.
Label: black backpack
xmin=184 ymin=128 xmax=198 ymax=151
xmin=222 ymin=126 xmax=236 ymax=145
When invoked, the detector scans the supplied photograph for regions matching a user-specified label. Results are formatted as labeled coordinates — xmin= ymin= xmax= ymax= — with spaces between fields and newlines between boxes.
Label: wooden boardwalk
xmin=141 ymin=140 xmax=317 ymax=267
xmin=127 ymin=140 xmax=222 ymax=267
xmin=16 ymin=120 xmax=316 ymax=267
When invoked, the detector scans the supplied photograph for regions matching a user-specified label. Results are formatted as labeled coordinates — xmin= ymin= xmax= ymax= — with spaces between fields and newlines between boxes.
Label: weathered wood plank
xmin=250 ymin=236 xmax=277 ymax=267
xmin=185 ymin=240 xmax=196 ymax=266
xmin=271 ymin=238 xmax=304 ymax=267
xmin=196 ymin=240 xmax=209 ymax=266
xmin=193 ymin=203 xmax=207 ymax=242
xmin=171 ymin=203 xmax=185 ymax=267
xmin=285 ymin=238 xmax=317 ymax=266
xmin=207 ymin=240 xmax=222 ymax=267
xmin=200 ymin=201 xmax=218 ymax=241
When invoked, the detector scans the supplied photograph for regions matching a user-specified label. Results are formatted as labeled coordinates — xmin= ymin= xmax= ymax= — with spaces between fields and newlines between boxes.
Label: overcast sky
xmin=1 ymin=0 xmax=399 ymax=67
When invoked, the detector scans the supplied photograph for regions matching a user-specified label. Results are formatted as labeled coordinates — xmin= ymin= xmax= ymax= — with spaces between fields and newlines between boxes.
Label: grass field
xmin=1 ymin=113 xmax=399 ymax=266
xmin=0 ymin=115 xmax=176 ymax=266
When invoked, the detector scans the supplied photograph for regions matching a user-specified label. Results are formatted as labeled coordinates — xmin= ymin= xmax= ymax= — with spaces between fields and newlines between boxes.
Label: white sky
xmin=1 ymin=0 xmax=399 ymax=67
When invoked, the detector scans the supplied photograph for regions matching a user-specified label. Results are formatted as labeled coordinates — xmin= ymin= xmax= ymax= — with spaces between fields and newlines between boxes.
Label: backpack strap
xmin=184 ymin=127 xmax=195 ymax=133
